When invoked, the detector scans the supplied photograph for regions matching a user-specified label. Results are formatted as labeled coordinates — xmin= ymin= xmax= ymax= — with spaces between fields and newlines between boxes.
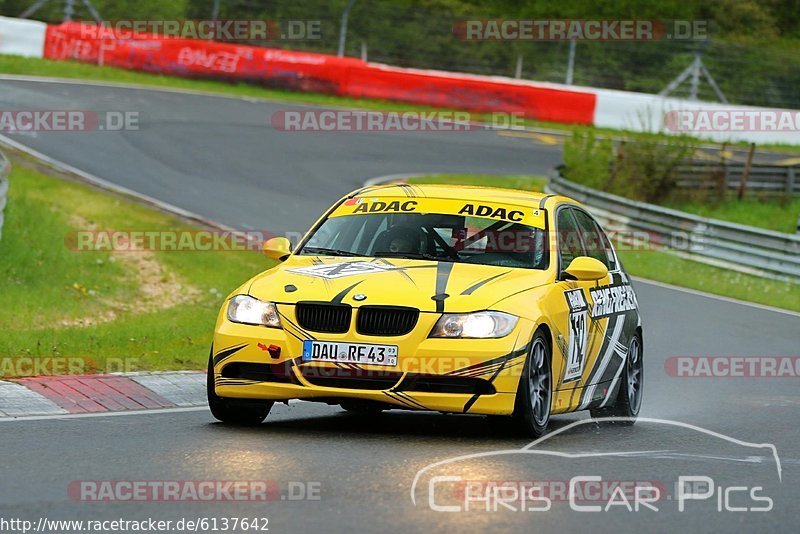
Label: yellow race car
xmin=208 ymin=183 xmax=643 ymax=436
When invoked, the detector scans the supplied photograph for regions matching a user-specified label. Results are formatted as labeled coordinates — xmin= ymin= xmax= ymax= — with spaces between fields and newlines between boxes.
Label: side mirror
xmin=262 ymin=237 xmax=292 ymax=262
xmin=564 ymin=256 xmax=609 ymax=281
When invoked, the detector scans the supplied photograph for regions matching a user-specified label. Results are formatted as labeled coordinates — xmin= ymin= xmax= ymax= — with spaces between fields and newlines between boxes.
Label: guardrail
xmin=674 ymin=162 xmax=799 ymax=196
xmin=548 ymin=168 xmax=800 ymax=282
xmin=0 ymin=150 xmax=10 ymax=242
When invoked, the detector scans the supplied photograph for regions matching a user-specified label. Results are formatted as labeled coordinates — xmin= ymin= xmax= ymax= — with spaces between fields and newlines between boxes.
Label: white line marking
xmin=599 ymin=349 xmax=627 ymax=408
xmin=0 ymin=74 xmax=276 ymax=103
xmin=0 ymin=406 xmax=208 ymax=422
xmin=632 ymin=276 xmax=800 ymax=318
xmin=579 ymin=316 xmax=623 ymax=410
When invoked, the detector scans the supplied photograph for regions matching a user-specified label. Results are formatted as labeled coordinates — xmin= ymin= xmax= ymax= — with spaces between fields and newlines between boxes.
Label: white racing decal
xmin=579 ymin=316 xmax=625 ymax=410
xmin=288 ymin=261 xmax=395 ymax=279
xmin=563 ymin=288 xmax=589 ymax=382
xmin=598 ymin=340 xmax=630 ymax=408
xmin=590 ymin=284 xmax=638 ymax=318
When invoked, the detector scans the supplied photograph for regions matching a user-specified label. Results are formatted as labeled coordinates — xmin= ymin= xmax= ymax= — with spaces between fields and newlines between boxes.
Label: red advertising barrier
xmin=43 ymin=22 xmax=361 ymax=94
xmin=345 ymin=63 xmax=595 ymax=123
xmin=43 ymin=22 xmax=595 ymax=125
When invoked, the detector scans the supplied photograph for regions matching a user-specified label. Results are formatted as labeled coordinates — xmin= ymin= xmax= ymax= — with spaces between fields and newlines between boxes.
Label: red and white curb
xmin=0 ymin=371 xmax=205 ymax=418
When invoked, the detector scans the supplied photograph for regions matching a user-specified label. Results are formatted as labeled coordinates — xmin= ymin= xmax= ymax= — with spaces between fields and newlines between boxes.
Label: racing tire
xmin=513 ymin=329 xmax=552 ymax=438
xmin=590 ymin=332 xmax=643 ymax=424
xmin=207 ymin=353 xmax=273 ymax=425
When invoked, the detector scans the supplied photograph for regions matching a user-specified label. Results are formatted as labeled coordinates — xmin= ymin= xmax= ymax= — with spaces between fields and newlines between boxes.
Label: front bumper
xmin=212 ymin=306 xmax=533 ymax=415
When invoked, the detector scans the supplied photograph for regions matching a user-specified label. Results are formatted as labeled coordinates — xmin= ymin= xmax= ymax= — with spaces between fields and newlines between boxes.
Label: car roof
xmin=353 ymin=183 xmax=572 ymax=209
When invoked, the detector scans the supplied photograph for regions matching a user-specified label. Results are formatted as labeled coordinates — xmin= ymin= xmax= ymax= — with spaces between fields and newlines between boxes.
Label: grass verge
xmin=0 ymin=151 xmax=273 ymax=377
xmin=408 ymin=174 xmax=800 ymax=312
xmin=660 ymin=196 xmax=800 ymax=234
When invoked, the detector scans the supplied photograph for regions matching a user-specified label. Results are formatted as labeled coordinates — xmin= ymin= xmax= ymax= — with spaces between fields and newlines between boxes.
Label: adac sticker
xmin=331 ymin=197 xmax=546 ymax=227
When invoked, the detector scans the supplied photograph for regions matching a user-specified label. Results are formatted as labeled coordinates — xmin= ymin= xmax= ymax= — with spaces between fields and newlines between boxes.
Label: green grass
xmin=410 ymin=173 xmax=800 ymax=312
xmin=4 ymin=54 xmax=800 ymax=153
xmin=660 ymin=196 xmax=800 ymax=234
xmin=618 ymin=250 xmax=800 ymax=312
xmin=0 ymin=155 xmax=273 ymax=376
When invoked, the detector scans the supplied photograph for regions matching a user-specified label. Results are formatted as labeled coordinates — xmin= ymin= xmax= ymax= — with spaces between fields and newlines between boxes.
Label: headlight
xmin=429 ymin=311 xmax=518 ymax=339
xmin=226 ymin=295 xmax=281 ymax=328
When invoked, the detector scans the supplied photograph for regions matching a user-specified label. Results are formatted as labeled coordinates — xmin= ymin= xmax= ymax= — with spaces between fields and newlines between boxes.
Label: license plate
xmin=302 ymin=340 xmax=398 ymax=367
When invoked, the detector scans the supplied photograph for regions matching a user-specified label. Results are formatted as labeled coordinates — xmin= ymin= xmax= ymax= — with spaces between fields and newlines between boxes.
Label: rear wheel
xmin=590 ymin=332 xmax=643 ymax=423
xmin=207 ymin=352 xmax=273 ymax=425
xmin=513 ymin=330 xmax=552 ymax=438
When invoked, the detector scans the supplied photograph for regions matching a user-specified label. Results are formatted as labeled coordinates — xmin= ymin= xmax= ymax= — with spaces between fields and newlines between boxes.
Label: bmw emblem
xmin=353 ymin=293 xmax=367 ymax=301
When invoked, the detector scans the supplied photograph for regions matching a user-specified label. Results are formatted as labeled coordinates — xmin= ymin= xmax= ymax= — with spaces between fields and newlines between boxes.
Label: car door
xmin=551 ymin=205 xmax=617 ymax=399
xmin=573 ymin=208 xmax=642 ymax=410
xmin=550 ymin=206 xmax=594 ymax=396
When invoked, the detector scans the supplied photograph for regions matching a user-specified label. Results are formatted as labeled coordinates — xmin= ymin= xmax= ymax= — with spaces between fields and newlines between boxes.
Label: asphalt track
xmin=1 ymin=78 xmax=799 ymax=533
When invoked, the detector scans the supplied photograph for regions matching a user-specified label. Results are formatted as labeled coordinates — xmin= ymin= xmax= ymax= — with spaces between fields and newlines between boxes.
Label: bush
xmin=563 ymin=131 xmax=698 ymax=203
xmin=562 ymin=131 xmax=613 ymax=190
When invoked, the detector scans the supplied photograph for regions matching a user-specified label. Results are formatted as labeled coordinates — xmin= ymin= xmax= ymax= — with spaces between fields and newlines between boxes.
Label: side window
xmin=572 ymin=209 xmax=611 ymax=268
xmin=597 ymin=221 xmax=618 ymax=271
xmin=556 ymin=207 xmax=585 ymax=269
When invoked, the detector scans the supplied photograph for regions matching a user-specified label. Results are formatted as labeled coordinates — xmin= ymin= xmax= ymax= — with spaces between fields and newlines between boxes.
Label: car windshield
xmin=299 ymin=212 xmax=548 ymax=269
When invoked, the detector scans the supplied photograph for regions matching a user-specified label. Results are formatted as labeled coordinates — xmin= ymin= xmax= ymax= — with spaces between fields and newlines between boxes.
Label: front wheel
xmin=207 ymin=353 xmax=273 ymax=425
xmin=513 ymin=330 xmax=552 ymax=438
xmin=590 ymin=332 xmax=643 ymax=423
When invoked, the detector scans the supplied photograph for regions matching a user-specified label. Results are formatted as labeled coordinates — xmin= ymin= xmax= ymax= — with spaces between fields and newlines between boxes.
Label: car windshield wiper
xmin=300 ymin=247 xmax=361 ymax=257
xmin=373 ymin=251 xmax=453 ymax=262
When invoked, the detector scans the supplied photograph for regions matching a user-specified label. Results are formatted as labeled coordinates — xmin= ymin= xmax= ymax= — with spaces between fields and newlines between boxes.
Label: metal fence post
xmin=337 ymin=0 xmax=357 ymax=57
xmin=565 ymin=38 xmax=576 ymax=85
xmin=737 ymin=143 xmax=755 ymax=200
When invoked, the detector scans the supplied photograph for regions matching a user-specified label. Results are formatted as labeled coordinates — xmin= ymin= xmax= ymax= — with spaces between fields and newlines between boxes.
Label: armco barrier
xmin=0 ymin=150 xmax=10 ymax=242
xmin=674 ymin=161 xmax=799 ymax=196
xmin=548 ymin=168 xmax=800 ymax=281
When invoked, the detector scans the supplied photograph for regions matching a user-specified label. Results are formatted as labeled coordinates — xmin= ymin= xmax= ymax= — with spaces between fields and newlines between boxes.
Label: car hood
xmin=247 ymin=255 xmax=551 ymax=313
